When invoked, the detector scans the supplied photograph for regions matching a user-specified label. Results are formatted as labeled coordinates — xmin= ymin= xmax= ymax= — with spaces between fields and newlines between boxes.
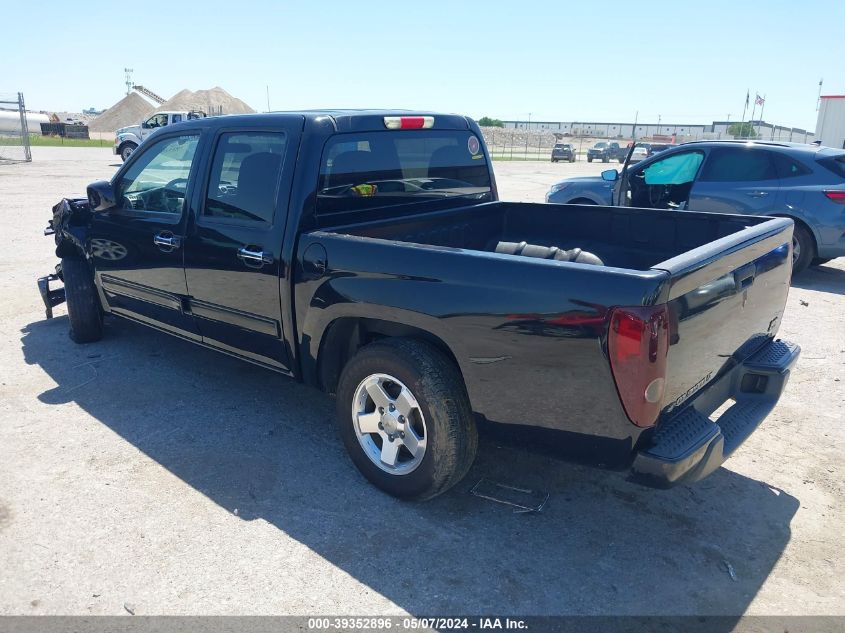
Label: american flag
xmin=755 ymin=94 xmax=765 ymax=106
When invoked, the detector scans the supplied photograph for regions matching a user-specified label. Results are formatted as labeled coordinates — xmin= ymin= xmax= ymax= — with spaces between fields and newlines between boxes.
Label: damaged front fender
xmin=39 ymin=197 xmax=91 ymax=318
xmin=49 ymin=197 xmax=91 ymax=258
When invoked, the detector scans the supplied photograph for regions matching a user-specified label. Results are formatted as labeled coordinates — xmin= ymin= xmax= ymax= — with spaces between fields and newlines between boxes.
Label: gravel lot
xmin=0 ymin=147 xmax=843 ymax=616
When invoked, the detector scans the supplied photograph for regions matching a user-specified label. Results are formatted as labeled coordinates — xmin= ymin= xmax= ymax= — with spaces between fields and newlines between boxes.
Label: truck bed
xmin=327 ymin=201 xmax=774 ymax=270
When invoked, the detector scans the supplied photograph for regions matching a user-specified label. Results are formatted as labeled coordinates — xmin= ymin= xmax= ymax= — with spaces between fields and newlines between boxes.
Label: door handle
xmin=237 ymin=247 xmax=273 ymax=266
xmin=153 ymin=232 xmax=181 ymax=251
xmin=745 ymin=191 xmax=769 ymax=198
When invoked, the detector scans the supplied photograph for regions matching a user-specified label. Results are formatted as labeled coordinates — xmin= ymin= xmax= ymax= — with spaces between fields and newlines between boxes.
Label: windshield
xmin=317 ymin=130 xmax=492 ymax=219
xmin=594 ymin=143 xmax=607 ymax=148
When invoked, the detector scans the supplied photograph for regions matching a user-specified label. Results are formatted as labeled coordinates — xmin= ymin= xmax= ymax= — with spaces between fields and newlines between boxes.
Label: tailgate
xmin=653 ymin=217 xmax=794 ymax=416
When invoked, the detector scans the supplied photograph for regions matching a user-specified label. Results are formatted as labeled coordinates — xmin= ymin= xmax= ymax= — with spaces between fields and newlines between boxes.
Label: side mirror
xmin=87 ymin=180 xmax=117 ymax=212
xmin=601 ymin=169 xmax=619 ymax=182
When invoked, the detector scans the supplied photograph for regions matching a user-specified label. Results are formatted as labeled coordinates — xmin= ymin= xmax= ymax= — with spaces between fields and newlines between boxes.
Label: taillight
xmin=383 ymin=116 xmax=434 ymax=130
xmin=823 ymin=190 xmax=845 ymax=204
xmin=607 ymin=305 xmax=669 ymax=428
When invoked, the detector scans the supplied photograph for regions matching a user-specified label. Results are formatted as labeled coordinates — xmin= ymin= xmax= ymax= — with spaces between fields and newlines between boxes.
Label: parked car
xmin=551 ymin=143 xmax=575 ymax=162
xmin=628 ymin=146 xmax=649 ymax=163
xmin=587 ymin=141 xmax=624 ymax=163
xmin=39 ymin=112 xmax=798 ymax=500
xmin=113 ymin=110 xmax=206 ymax=162
xmin=649 ymin=143 xmax=674 ymax=155
xmin=546 ymin=140 xmax=845 ymax=272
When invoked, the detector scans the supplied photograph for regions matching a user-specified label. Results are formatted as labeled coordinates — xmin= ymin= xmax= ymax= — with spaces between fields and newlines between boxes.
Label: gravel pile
xmin=88 ymin=93 xmax=155 ymax=132
xmin=155 ymin=87 xmax=255 ymax=115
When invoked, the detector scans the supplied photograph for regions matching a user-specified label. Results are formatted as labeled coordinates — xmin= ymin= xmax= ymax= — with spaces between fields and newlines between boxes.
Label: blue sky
xmin=6 ymin=0 xmax=842 ymax=131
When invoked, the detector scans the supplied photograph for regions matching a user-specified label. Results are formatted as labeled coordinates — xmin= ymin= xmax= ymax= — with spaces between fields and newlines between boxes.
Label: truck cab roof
xmin=171 ymin=110 xmax=474 ymax=133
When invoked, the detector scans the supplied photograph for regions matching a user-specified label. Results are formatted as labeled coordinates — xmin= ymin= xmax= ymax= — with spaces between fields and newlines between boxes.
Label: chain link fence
xmin=480 ymin=127 xmax=688 ymax=162
xmin=0 ymin=92 xmax=32 ymax=163
xmin=478 ymin=124 xmax=816 ymax=161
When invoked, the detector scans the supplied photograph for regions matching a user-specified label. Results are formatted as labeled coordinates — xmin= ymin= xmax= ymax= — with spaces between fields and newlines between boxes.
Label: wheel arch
xmin=55 ymin=241 xmax=84 ymax=259
xmin=771 ymin=213 xmax=818 ymax=257
xmin=566 ymin=197 xmax=599 ymax=205
xmin=314 ymin=317 xmax=465 ymax=397
xmin=117 ymin=140 xmax=138 ymax=156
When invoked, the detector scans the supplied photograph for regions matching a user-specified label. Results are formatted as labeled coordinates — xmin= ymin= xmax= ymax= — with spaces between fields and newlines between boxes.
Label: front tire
xmin=336 ymin=338 xmax=477 ymax=500
xmin=120 ymin=143 xmax=137 ymax=162
xmin=61 ymin=257 xmax=103 ymax=343
xmin=811 ymin=258 xmax=831 ymax=267
xmin=791 ymin=224 xmax=815 ymax=274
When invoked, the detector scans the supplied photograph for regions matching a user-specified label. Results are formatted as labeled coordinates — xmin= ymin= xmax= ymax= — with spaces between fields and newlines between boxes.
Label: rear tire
xmin=587 ymin=157 xmax=592 ymax=163
xmin=791 ymin=224 xmax=815 ymax=274
xmin=61 ymin=257 xmax=103 ymax=343
xmin=336 ymin=338 xmax=477 ymax=500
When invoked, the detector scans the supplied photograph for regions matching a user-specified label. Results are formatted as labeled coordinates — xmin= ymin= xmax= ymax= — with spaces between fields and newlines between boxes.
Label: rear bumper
xmin=631 ymin=338 xmax=799 ymax=488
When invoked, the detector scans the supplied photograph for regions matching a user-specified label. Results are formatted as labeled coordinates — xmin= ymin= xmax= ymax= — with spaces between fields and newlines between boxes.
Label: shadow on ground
xmin=21 ymin=316 xmax=798 ymax=616
xmin=792 ymin=263 xmax=845 ymax=295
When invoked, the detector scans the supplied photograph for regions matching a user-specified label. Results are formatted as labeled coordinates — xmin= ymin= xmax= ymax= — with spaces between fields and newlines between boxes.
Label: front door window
xmin=115 ymin=134 xmax=199 ymax=214
xmin=144 ymin=113 xmax=169 ymax=129
xmin=627 ymin=150 xmax=704 ymax=209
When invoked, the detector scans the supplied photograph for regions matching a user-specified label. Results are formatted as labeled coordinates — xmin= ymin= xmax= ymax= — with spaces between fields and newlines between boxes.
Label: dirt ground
xmin=0 ymin=147 xmax=843 ymax=616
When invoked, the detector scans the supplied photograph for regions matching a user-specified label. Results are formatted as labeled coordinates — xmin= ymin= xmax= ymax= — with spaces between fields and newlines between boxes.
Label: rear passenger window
xmin=699 ymin=148 xmax=777 ymax=182
xmin=772 ymin=153 xmax=812 ymax=179
xmin=317 ymin=130 xmax=492 ymax=219
xmin=819 ymin=154 xmax=845 ymax=178
xmin=204 ymin=132 xmax=286 ymax=224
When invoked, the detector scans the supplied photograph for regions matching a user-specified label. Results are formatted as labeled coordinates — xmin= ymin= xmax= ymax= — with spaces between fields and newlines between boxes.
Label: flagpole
xmin=749 ymin=92 xmax=758 ymax=139
xmin=740 ymin=89 xmax=749 ymax=138
xmin=757 ymin=94 xmax=766 ymax=138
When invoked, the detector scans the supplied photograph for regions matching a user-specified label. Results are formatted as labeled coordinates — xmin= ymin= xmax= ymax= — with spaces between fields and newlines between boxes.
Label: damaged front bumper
xmin=37 ymin=261 xmax=65 ymax=319
xmin=38 ymin=222 xmax=66 ymax=319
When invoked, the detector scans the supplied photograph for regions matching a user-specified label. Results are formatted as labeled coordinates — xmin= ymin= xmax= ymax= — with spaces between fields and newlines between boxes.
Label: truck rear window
xmin=317 ymin=131 xmax=492 ymax=218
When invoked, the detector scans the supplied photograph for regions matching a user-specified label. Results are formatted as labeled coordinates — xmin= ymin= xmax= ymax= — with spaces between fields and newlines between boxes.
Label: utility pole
xmin=525 ymin=113 xmax=531 ymax=159
xmin=632 ymin=110 xmax=639 ymax=141
xmin=124 ymin=68 xmax=134 ymax=95
xmin=266 ymin=85 xmax=271 ymax=112
xmin=817 ymin=78 xmax=824 ymax=111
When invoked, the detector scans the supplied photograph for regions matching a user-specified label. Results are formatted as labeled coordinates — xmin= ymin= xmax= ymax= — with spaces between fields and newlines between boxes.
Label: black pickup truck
xmin=587 ymin=141 xmax=625 ymax=163
xmin=39 ymin=110 xmax=799 ymax=500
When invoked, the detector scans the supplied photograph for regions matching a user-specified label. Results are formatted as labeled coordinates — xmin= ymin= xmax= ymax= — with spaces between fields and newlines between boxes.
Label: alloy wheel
xmin=352 ymin=373 xmax=428 ymax=475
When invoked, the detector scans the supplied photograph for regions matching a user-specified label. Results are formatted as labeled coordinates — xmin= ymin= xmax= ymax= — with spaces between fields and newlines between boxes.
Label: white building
xmin=816 ymin=96 xmax=845 ymax=149
xmin=502 ymin=118 xmax=815 ymax=143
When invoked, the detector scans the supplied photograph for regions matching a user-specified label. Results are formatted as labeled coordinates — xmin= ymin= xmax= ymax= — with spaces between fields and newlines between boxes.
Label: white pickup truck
xmin=113 ymin=110 xmax=205 ymax=161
